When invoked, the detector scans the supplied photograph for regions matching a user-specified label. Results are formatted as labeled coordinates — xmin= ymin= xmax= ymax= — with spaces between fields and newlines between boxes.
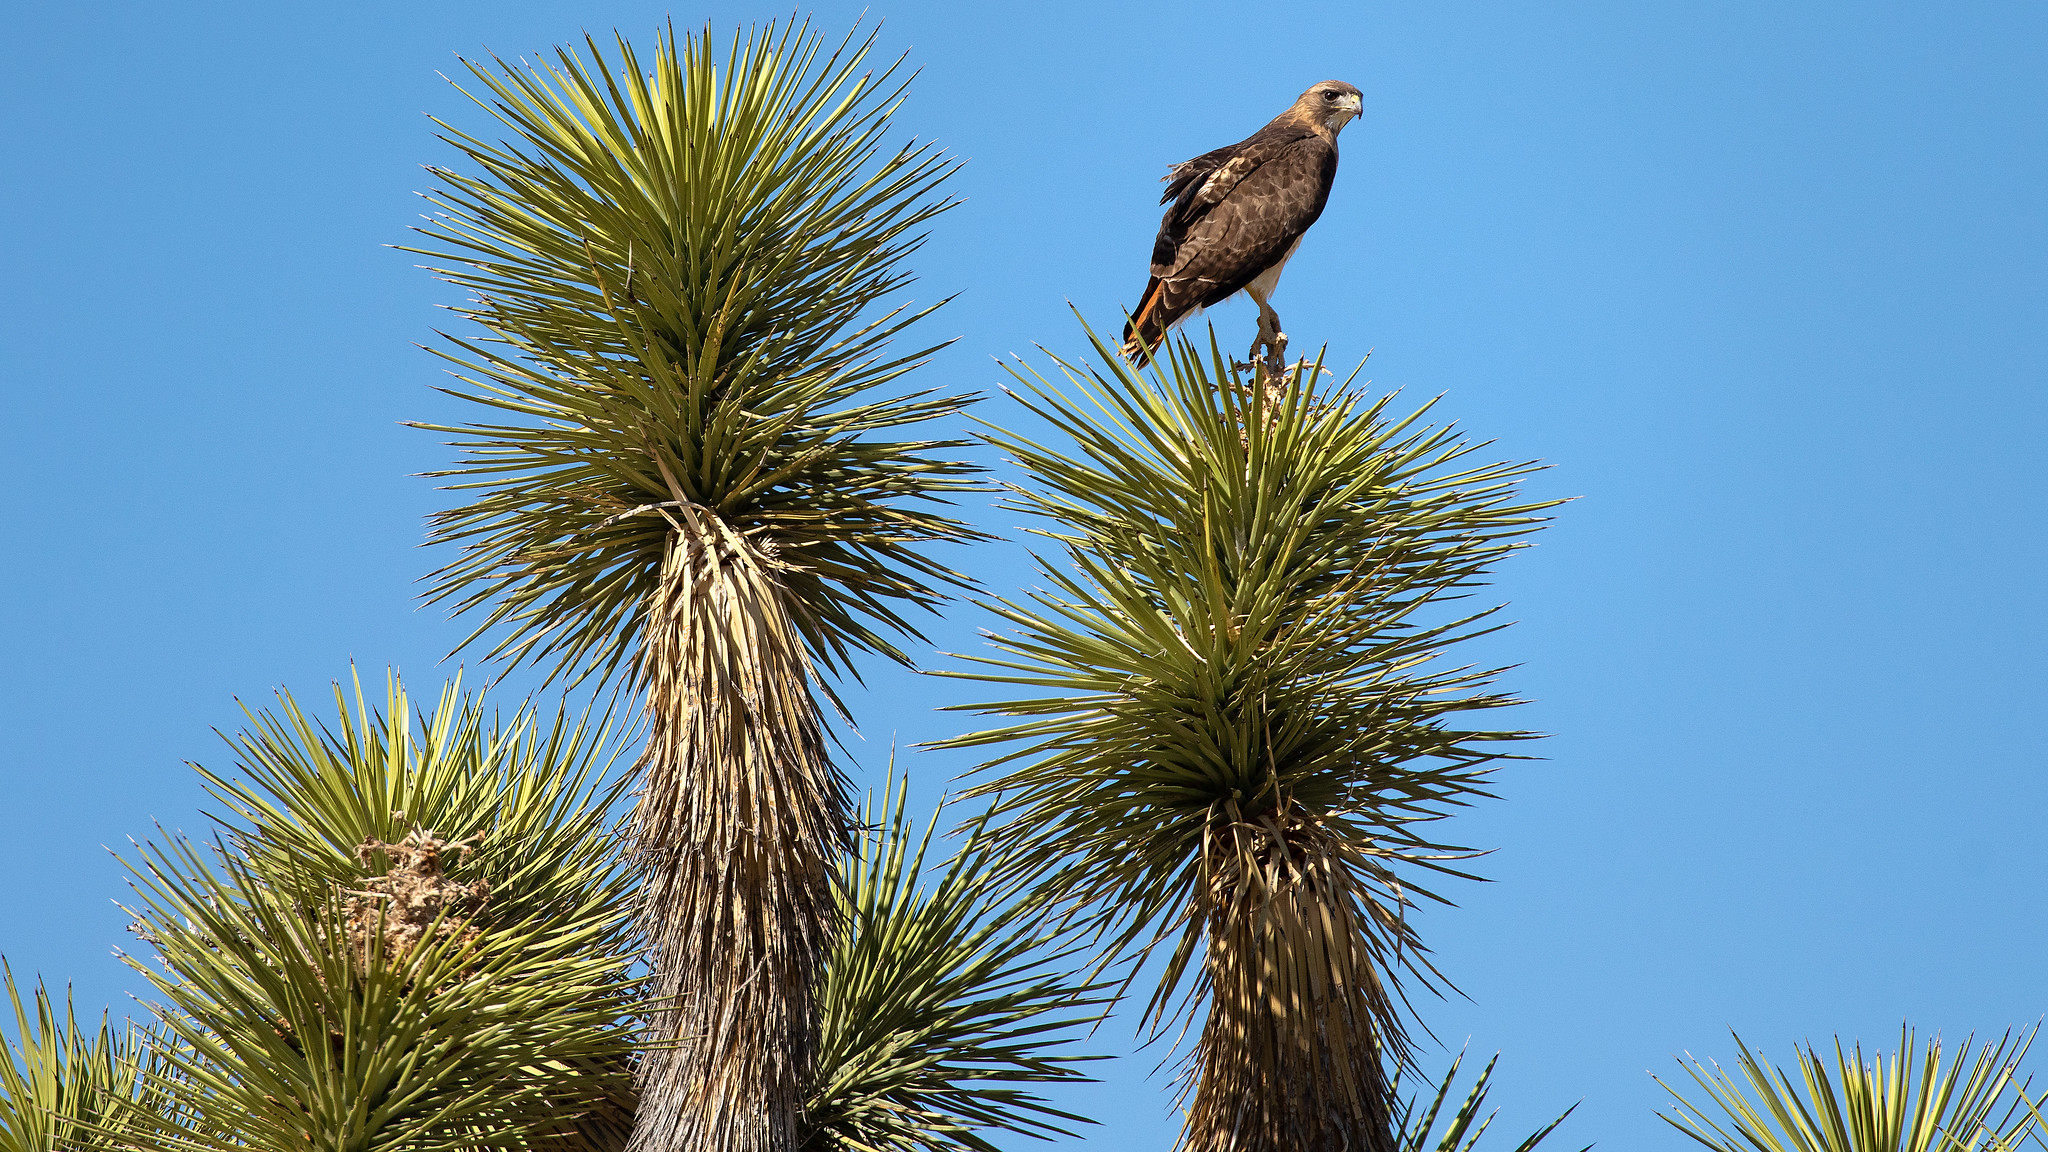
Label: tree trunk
xmin=625 ymin=510 xmax=847 ymax=1152
xmin=1179 ymin=808 xmax=1399 ymax=1152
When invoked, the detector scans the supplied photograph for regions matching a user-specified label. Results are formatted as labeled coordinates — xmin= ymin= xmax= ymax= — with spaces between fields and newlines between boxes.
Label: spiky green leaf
xmin=1657 ymin=1027 xmax=2041 ymax=1152
xmin=935 ymin=323 xmax=1557 ymax=1151
xmin=116 ymin=672 xmax=639 ymax=1152
xmin=411 ymin=20 xmax=987 ymax=691
xmin=806 ymin=774 xmax=1111 ymax=1152
xmin=1393 ymin=1051 xmax=1581 ymax=1152
xmin=0 ymin=963 xmax=184 ymax=1152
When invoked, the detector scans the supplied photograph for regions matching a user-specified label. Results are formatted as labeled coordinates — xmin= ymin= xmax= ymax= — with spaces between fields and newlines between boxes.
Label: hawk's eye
xmin=1322 ymin=90 xmax=1338 ymax=101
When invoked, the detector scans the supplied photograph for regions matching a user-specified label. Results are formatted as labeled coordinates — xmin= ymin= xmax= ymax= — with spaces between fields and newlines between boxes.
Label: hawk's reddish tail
xmin=1122 ymin=277 xmax=1169 ymax=365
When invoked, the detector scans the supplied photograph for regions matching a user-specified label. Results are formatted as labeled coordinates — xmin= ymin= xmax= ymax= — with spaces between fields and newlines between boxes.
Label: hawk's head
xmin=1296 ymin=81 xmax=1364 ymax=133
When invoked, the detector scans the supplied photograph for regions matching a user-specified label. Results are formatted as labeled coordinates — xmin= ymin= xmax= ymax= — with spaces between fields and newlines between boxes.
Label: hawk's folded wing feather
xmin=1152 ymin=130 xmax=1310 ymax=274
xmin=1124 ymin=135 xmax=1338 ymax=360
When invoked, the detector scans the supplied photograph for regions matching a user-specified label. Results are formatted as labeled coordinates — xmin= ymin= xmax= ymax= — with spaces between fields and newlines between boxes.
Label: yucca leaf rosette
xmin=806 ymin=774 xmax=1111 ymax=1152
xmin=1658 ymin=1028 xmax=2041 ymax=1152
xmin=116 ymin=673 xmax=638 ymax=1152
xmin=941 ymin=326 xmax=1556 ymax=1152
xmin=0 ymin=965 xmax=184 ymax=1152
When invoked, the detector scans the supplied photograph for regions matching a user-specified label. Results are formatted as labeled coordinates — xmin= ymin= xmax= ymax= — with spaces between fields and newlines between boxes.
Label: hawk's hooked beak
xmin=1326 ymin=93 xmax=1364 ymax=130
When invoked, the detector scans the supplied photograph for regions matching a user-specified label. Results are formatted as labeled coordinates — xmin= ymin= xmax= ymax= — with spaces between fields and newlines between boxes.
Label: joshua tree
xmin=941 ymin=329 xmax=1555 ymax=1152
xmin=1658 ymin=1027 xmax=2040 ymax=1152
xmin=117 ymin=674 xmax=643 ymax=1152
xmin=4 ymin=20 xmax=1597 ymax=1152
xmin=411 ymin=22 xmax=981 ymax=1152
xmin=0 ymin=964 xmax=178 ymax=1152
xmin=807 ymin=773 xmax=1111 ymax=1152
xmin=1396 ymin=1052 xmax=1580 ymax=1152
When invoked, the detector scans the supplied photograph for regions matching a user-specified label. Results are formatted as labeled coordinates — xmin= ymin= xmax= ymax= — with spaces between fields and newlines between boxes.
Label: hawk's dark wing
xmin=1151 ymin=131 xmax=1302 ymax=271
xmin=1124 ymin=132 xmax=1338 ymax=361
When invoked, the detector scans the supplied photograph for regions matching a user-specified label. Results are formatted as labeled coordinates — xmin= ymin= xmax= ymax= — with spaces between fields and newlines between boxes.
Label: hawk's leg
xmin=1248 ymin=295 xmax=1290 ymax=385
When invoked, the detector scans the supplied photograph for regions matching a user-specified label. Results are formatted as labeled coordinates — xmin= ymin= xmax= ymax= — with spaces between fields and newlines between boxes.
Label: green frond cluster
xmin=807 ymin=776 xmax=1111 ymax=1152
xmin=0 ymin=964 xmax=180 ymax=1152
xmin=936 ymin=324 xmax=1554 ymax=1151
xmin=1658 ymin=1027 xmax=2040 ymax=1152
xmin=1393 ymin=1051 xmax=1579 ymax=1152
xmin=940 ymin=325 xmax=1555 ymax=1036
xmin=412 ymin=19 xmax=987 ymax=689
xmin=197 ymin=672 xmax=635 ymax=936
xmin=116 ymin=673 xmax=640 ymax=1152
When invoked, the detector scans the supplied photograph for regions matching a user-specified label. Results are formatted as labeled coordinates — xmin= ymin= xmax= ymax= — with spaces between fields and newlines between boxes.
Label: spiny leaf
xmin=805 ymin=771 xmax=1112 ymax=1152
xmin=936 ymin=320 xmax=1557 ymax=1152
xmin=1657 ymin=1026 xmax=2041 ymax=1152
xmin=0 ymin=963 xmax=182 ymax=1152
xmin=410 ymin=19 xmax=988 ymax=692
xmin=1393 ymin=1051 xmax=1582 ymax=1152
xmin=115 ymin=670 xmax=639 ymax=1152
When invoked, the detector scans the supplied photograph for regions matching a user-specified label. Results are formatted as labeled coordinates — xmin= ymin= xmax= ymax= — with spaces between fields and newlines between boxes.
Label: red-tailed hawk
xmin=1122 ymin=81 xmax=1363 ymax=367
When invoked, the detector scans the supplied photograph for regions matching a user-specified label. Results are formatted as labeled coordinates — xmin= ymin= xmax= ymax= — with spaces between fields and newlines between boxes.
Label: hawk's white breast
xmin=1244 ymin=236 xmax=1305 ymax=303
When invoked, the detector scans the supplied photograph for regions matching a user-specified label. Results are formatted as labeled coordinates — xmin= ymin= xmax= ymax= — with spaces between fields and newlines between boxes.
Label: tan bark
xmin=625 ymin=508 xmax=846 ymax=1152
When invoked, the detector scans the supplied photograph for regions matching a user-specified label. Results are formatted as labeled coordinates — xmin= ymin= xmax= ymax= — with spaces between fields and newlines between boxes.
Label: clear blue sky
xmin=3 ymin=2 xmax=2045 ymax=1148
